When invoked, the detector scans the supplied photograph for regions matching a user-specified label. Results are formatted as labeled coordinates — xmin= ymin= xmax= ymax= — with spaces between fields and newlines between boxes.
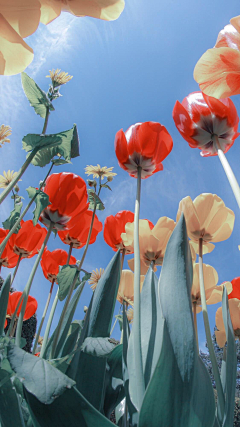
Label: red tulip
xmin=173 ymin=91 xmax=239 ymax=157
xmin=39 ymin=172 xmax=89 ymax=230
xmin=0 ymin=228 xmax=18 ymax=268
xmin=41 ymin=248 xmax=76 ymax=282
xmin=114 ymin=122 xmax=173 ymax=179
xmin=104 ymin=211 xmax=135 ymax=253
xmin=9 ymin=220 xmax=47 ymax=258
xmin=58 ymin=210 xmax=102 ymax=249
xmin=228 ymin=277 xmax=240 ymax=300
xmin=7 ymin=291 xmax=37 ymax=320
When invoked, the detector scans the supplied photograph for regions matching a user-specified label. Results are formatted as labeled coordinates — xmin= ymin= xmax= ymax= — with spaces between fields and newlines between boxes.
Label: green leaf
xmin=57 ymin=265 xmax=80 ymax=302
xmin=103 ymin=345 xmax=125 ymax=418
xmin=81 ymin=337 xmax=116 ymax=357
xmin=222 ymin=287 xmax=237 ymax=427
xmin=101 ymin=184 xmax=112 ymax=191
xmin=0 ymin=368 xmax=26 ymax=427
xmin=87 ymin=189 xmax=105 ymax=210
xmin=0 ymin=275 xmax=11 ymax=335
xmin=7 ymin=343 xmax=75 ymax=404
xmin=30 ymin=125 xmax=79 ymax=168
xmin=22 ymin=134 xmax=62 ymax=153
xmin=24 ymin=386 xmax=115 ymax=427
xmin=70 ymin=123 xmax=80 ymax=158
xmin=115 ymin=314 xmax=123 ymax=332
xmin=21 ymin=72 xmax=54 ymax=118
xmin=61 ymin=321 xmax=83 ymax=358
xmin=2 ymin=195 xmax=22 ymax=232
xmin=26 ymin=187 xmax=50 ymax=226
xmin=51 ymin=158 xmax=71 ymax=166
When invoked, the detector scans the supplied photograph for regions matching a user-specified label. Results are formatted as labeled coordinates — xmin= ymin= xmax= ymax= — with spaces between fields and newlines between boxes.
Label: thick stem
xmin=0 ymin=147 xmax=39 ymax=205
xmin=199 ymin=238 xmax=225 ymax=419
xmin=66 ymin=243 xmax=73 ymax=265
xmin=11 ymin=254 xmax=22 ymax=285
xmin=42 ymin=107 xmax=50 ymax=135
xmin=133 ymin=166 xmax=145 ymax=407
xmin=213 ymin=135 xmax=240 ymax=209
xmin=15 ymin=223 xmax=53 ymax=347
xmin=40 ymin=289 xmax=59 ymax=358
xmin=32 ymin=279 xmax=55 ymax=355
xmin=193 ymin=302 xmax=199 ymax=352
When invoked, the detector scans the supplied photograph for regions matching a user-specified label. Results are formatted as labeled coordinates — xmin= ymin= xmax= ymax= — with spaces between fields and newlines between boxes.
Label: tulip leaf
xmin=60 ymin=321 xmax=83 ymax=358
xmin=29 ymin=124 xmax=79 ymax=168
xmin=81 ymin=337 xmax=116 ymax=357
xmin=87 ymin=189 xmax=105 ymax=210
xmin=115 ymin=314 xmax=123 ymax=331
xmin=0 ymin=275 xmax=11 ymax=336
xmin=0 ymin=368 xmax=26 ymax=427
xmin=103 ymin=344 xmax=125 ymax=418
xmin=2 ymin=195 xmax=23 ymax=232
xmin=138 ymin=214 xmax=215 ymax=427
xmin=221 ymin=287 xmax=237 ymax=427
xmin=21 ymin=72 xmax=54 ymax=118
xmin=57 ymin=265 xmax=80 ymax=302
xmin=26 ymin=187 xmax=50 ymax=226
xmin=7 ymin=343 xmax=75 ymax=404
xmin=22 ymin=134 xmax=62 ymax=153
xmin=24 ymin=386 xmax=115 ymax=427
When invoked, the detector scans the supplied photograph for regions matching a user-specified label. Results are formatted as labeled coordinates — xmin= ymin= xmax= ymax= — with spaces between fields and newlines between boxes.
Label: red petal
xmin=114 ymin=129 xmax=129 ymax=164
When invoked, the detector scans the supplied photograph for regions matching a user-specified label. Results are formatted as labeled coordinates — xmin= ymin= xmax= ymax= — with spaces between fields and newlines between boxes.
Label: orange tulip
xmin=58 ymin=210 xmax=102 ymax=249
xmin=103 ymin=210 xmax=135 ymax=253
xmin=0 ymin=228 xmax=18 ymax=269
xmin=7 ymin=291 xmax=38 ymax=320
xmin=115 ymin=122 xmax=173 ymax=179
xmin=41 ymin=248 xmax=76 ymax=282
xmin=40 ymin=173 xmax=88 ymax=230
xmin=215 ymin=298 xmax=240 ymax=347
xmin=9 ymin=220 xmax=47 ymax=259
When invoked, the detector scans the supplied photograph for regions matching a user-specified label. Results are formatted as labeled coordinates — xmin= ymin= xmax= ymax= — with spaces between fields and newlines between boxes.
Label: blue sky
xmin=1 ymin=0 xmax=240 ymax=349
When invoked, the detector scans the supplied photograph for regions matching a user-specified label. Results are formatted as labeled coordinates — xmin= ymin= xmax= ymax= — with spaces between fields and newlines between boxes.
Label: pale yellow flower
xmin=127 ymin=307 xmax=134 ymax=324
xmin=46 ymin=69 xmax=73 ymax=86
xmin=0 ymin=125 xmax=11 ymax=147
xmin=85 ymin=164 xmax=117 ymax=180
xmin=215 ymin=298 xmax=240 ymax=347
xmin=89 ymin=268 xmax=104 ymax=290
xmin=117 ymin=270 xmax=144 ymax=304
xmin=0 ymin=170 xmax=20 ymax=189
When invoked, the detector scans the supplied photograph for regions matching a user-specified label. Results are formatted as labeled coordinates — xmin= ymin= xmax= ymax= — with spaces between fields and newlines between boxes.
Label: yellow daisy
xmin=0 ymin=170 xmax=20 ymax=189
xmin=0 ymin=125 xmax=11 ymax=147
xmin=89 ymin=268 xmax=104 ymax=290
xmin=127 ymin=307 xmax=134 ymax=324
xmin=46 ymin=69 xmax=73 ymax=86
xmin=85 ymin=164 xmax=117 ymax=179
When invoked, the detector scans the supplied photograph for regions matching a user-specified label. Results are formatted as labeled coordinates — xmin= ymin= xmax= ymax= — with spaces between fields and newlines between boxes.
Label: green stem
xmin=213 ymin=135 xmax=240 ymax=209
xmin=110 ymin=318 xmax=118 ymax=336
xmin=11 ymin=254 xmax=22 ymax=285
xmin=193 ymin=302 xmax=199 ymax=352
xmin=15 ymin=222 xmax=54 ymax=347
xmin=133 ymin=166 xmax=145 ymax=408
xmin=198 ymin=238 xmax=225 ymax=419
xmin=121 ymin=249 xmax=126 ymax=270
xmin=0 ymin=147 xmax=39 ymax=205
xmin=6 ymin=294 xmax=24 ymax=337
xmin=66 ymin=243 xmax=73 ymax=265
xmin=40 ymin=289 xmax=59 ymax=358
xmin=32 ymin=279 xmax=55 ymax=355
xmin=42 ymin=107 xmax=50 ymax=135
xmin=0 ymin=163 xmax=54 ymax=258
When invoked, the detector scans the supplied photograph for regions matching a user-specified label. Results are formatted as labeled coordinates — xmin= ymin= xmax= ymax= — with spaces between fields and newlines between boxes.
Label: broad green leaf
xmin=0 ymin=275 xmax=11 ymax=335
xmin=26 ymin=187 xmax=50 ymax=226
xmin=57 ymin=265 xmax=80 ymax=302
xmin=22 ymin=134 xmax=61 ymax=153
xmin=115 ymin=399 xmax=126 ymax=425
xmin=3 ymin=196 xmax=22 ymax=232
xmin=7 ymin=343 xmax=75 ymax=404
xmin=49 ymin=350 xmax=78 ymax=374
xmin=24 ymin=386 xmax=115 ymax=427
xmin=51 ymin=158 xmax=71 ymax=166
xmin=101 ymin=184 xmax=112 ymax=191
xmin=222 ymin=287 xmax=237 ymax=427
xmin=0 ymin=369 xmax=26 ymax=427
xmin=87 ymin=189 xmax=105 ymax=210
xmin=81 ymin=337 xmax=116 ymax=357
xmin=21 ymin=72 xmax=54 ymax=118
xmin=103 ymin=345 xmax=125 ymax=418
xmin=30 ymin=125 xmax=79 ymax=168
xmin=60 ymin=321 xmax=83 ymax=358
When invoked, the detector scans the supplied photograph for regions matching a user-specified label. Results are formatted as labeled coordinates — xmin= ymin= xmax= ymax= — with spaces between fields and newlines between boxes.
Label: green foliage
xmin=22 ymin=134 xmax=62 ymax=153
xmin=0 ymin=369 xmax=26 ymax=427
xmin=26 ymin=187 xmax=50 ymax=226
xmin=0 ymin=275 xmax=11 ymax=335
xmin=57 ymin=265 xmax=80 ymax=302
xmin=29 ymin=125 xmax=79 ymax=167
xmin=21 ymin=73 xmax=54 ymax=118
xmin=3 ymin=195 xmax=23 ymax=232
xmin=88 ymin=189 xmax=105 ymax=210
xmin=60 ymin=321 xmax=83 ymax=358
xmin=81 ymin=337 xmax=116 ymax=357
xmin=103 ymin=344 xmax=125 ymax=418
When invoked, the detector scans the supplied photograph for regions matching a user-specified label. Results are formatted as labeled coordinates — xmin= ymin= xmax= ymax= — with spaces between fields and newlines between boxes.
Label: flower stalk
xmin=192 ymin=301 xmax=199 ymax=352
xmin=40 ymin=289 xmax=59 ymax=358
xmin=11 ymin=254 xmax=22 ymax=285
xmin=66 ymin=242 xmax=73 ymax=265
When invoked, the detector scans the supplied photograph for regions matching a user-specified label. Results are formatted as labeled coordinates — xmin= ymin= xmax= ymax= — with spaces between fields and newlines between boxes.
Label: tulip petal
xmin=114 ymin=129 xmax=129 ymax=164
xmin=1 ymin=0 xmax=41 ymax=38
xmin=172 ymin=101 xmax=196 ymax=144
xmin=215 ymin=24 xmax=240 ymax=51
xmin=215 ymin=330 xmax=227 ymax=348
xmin=40 ymin=0 xmax=61 ymax=24
xmin=63 ymin=0 xmax=125 ymax=21
xmin=228 ymin=277 xmax=240 ymax=300
xmin=189 ymin=240 xmax=215 ymax=255
xmin=230 ymin=15 xmax=240 ymax=33
xmin=176 ymin=196 xmax=200 ymax=240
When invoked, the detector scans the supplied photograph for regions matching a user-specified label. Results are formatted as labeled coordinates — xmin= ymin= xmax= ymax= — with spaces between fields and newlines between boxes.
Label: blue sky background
xmin=1 ymin=0 xmax=240 ymax=350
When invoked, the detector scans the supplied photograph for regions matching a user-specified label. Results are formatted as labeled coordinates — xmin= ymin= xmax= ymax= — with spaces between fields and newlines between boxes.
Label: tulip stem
xmin=40 ymin=289 xmax=59 ymax=358
xmin=198 ymin=238 xmax=225 ymax=420
xmin=15 ymin=222 xmax=54 ymax=347
xmin=42 ymin=107 xmax=50 ymax=135
xmin=133 ymin=166 xmax=145 ymax=408
xmin=6 ymin=294 xmax=24 ymax=337
xmin=67 ymin=243 xmax=73 ymax=265
xmin=121 ymin=249 xmax=126 ymax=270
xmin=192 ymin=302 xmax=199 ymax=352
xmin=213 ymin=135 xmax=240 ymax=209
xmin=32 ymin=279 xmax=55 ymax=355
xmin=0 ymin=162 xmax=54 ymax=258
xmin=11 ymin=254 xmax=22 ymax=285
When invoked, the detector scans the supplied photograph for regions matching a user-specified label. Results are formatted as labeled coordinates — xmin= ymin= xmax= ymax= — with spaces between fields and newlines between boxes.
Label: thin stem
xmin=199 ymin=238 xmax=225 ymax=419
xmin=40 ymin=289 xmax=59 ymax=358
xmin=32 ymin=279 xmax=55 ymax=355
xmin=213 ymin=135 xmax=240 ymax=209
xmin=0 ymin=162 xmax=54 ymax=258
xmin=0 ymin=147 xmax=39 ymax=205
xmin=110 ymin=318 xmax=118 ymax=336
xmin=121 ymin=249 xmax=126 ymax=270
xmin=133 ymin=166 xmax=145 ymax=407
xmin=11 ymin=254 xmax=22 ymax=285
xmin=42 ymin=107 xmax=50 ymax=135
xmin=66 ymin=243 xmax=73 ymax=265
xmin=193 ymin=302 xmax=199 ymax=352
xmin=6 ymin=294 xmax=24 ymax=337
xmin=10 ymin=319 xmax=18 ymax=338
xmin=15 ymin=223 xmax=54 ymax=347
